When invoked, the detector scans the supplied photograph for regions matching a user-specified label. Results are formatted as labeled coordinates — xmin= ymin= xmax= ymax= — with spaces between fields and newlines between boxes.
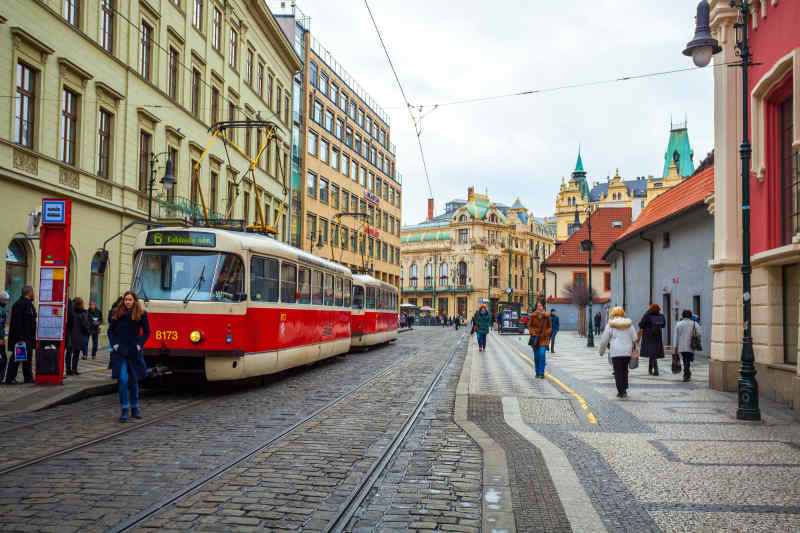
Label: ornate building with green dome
xmin=400 ymin=187 xmax=555 ymax=319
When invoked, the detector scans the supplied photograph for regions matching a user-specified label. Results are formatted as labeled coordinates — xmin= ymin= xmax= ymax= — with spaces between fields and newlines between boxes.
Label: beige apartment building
xmin=273 ymin=6 xmax=402 ymax=287
xmin=400 ymin=188 xmax=556 ymax=320
xmin=0 ymin=0 xmax=301 ymax=310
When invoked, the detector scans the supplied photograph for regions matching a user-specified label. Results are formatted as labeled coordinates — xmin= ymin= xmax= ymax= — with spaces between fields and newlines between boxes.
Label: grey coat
xmin=674 ymin=319 xmax=699 ymax=354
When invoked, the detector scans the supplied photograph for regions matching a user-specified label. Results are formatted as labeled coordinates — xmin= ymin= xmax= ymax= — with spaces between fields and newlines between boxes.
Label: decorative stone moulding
xmin=59 ymin=167 xmax=80 ymax=189
xmin=13 ymin=149 xmax=38 ymax=175
xmin=96 ymin=180 xmax=112 ymax=200
xmin=137 ymin=195 xmax=148 ymax=211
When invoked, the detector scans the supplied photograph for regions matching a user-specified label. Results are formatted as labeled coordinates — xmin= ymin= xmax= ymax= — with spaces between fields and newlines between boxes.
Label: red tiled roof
xmin=545 ymin=207 xmax=632 ymax=267
xmin=611 ymin=165 xmax=714 ymax=247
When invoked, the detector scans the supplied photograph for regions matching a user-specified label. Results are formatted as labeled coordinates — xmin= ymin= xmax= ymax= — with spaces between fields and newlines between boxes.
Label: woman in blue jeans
xmin=527 ymin=301 xmax=552 ymax=378
xmin=474 ymin=304 xmax=491 ymax=351
xmin=108 ymin=291 xmax=150 ymax=422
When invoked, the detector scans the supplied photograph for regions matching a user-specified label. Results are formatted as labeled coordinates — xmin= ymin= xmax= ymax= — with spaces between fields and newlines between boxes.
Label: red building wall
xmin=747 ymin=1 xmax=800 ymax=254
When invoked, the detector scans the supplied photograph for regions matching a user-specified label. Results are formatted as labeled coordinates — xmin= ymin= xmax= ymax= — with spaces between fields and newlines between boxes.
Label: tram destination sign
xmin=145 ymin=231 xmax=216 ymax=248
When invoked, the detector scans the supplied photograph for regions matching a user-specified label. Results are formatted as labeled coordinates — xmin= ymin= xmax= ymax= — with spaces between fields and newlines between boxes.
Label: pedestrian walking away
xmin=67 ymin=297 xmax=90 ymax=376
xmin=549 ymin=308 xmax=560 ymax=353
xmin=0 ymin=291 xmax=9 ymax=384
xmin=674 ymin=309 xmax=701 ymax=382
xmin=594 ymin=311 xmax=603 ymax=335
xmin=527 ymin=301 xmax=552 ymax=379
xmin=474 ymin=304 xmax=491 ymax=351
xmin=88 ymin=300 xmax=103 ymax=359
xmin=5 ymin=285 xmax=37 ymax=384
xmin=637 ymin=303 xmax=666 ymax=376
xmin=108 ymin=291 xmax=151 ymax=422
xmin=598 ymin=306 xmax=639 ymax=398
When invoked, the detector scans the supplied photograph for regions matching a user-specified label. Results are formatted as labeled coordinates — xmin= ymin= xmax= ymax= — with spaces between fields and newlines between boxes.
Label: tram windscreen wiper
xmin=183 ymin=264 xmax=207 ymax=304
xmin=135 ymin=278 xmax=149 ymax=303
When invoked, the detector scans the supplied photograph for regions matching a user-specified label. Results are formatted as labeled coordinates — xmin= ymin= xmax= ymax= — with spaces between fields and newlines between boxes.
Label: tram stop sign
xmin=35 ymin=199 xmax=72 ymax=385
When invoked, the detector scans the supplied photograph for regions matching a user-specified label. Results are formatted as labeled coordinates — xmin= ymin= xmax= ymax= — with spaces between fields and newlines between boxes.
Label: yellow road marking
xmin=495 ymin=335 xmax=598 ymax=425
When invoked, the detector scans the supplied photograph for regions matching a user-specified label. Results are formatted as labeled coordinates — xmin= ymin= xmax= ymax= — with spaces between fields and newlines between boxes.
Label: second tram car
xmin=131 ymin=227 xmax=398 ymax=381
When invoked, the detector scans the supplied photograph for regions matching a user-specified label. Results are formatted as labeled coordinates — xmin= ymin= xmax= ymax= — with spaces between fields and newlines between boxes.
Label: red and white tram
xmin=131 ymin=227 xmax=397 ymax=381
xmin=350 ymin=274 xmax=399 ymax=348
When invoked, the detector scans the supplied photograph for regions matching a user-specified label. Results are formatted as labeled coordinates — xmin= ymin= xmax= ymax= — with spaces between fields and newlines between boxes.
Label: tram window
xmin=352 ymin=284 xmax=364 ymax=309
xmin=281 ymin=262 xmax=297 ymax=303
xmin=366 ymin=286 xmax=376 ymax=309
xmin=334 ymin=277 xmax=343 ymax=307
xmin=250 ymin=256 xmax=278 ymax=302
xmin=344 ymin=280 xmax=351 ymax=308
xmin=312 ymin=270 xmax=323 ymax=305
xmin=298 ymin=267 xmax=311 ymax=304
xmin=377 ymin=289 xmax=383 ymax=309
xmin=214 ymin=254 xmax=245 ymax=301
xmin=134 ymin=251 xmax=219 ymax=302
xmin=324 ymin=273 xmax=334 ymax=306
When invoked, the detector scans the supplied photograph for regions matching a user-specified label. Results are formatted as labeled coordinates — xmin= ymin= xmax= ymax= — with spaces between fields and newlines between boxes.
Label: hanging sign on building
xmin=364 ymin=191 xmax=380 ymax=205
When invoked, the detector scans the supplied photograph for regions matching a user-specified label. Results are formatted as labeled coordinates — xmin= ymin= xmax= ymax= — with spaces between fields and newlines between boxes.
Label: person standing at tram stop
xmin=594 ymin=311 xmax=603 ymax=336
xmin=5 ymin=285 xmax=36 ymax=384
xmin=67 ymin=297 xmax=90 ymax=376
xmin=637 ymin=303 xmax=666 ymax=376
xmin=528 ymin=301 xmax=552 ymax=379
xmin=549 ymin=309 xmax=560 ymax=354
xmin=598 ymin=306 xmax=638 ymax=398
xmin=0 ymin=291 xmax=9 ymax=384
xmin=109 ymin=291 xmax=151 ymax=422
xmin=474 ymin=304 xmax=491 ymax=352
xmin=87 ymin=301 xmax=103 ymax=360
xmin=674 ymin=309 xmax=701 ymax=382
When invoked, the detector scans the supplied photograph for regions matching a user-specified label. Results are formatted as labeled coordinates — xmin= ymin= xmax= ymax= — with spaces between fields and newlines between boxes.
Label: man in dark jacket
xmin=549 ymin=309 xmax=560 ymax=353
xmin=594 ymin=311 xmax=603 ymax=335
xmin=0 ymin=290 xmax=9 ymax=383
xmin=5 ymin=285 xmax=37 ymax=384
xmin=88 ymin=301 xmax=103 ymax=359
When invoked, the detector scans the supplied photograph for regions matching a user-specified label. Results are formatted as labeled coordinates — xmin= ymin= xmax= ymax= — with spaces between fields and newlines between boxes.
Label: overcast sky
xmin=277 ymin=1 xmax=715 ymax=226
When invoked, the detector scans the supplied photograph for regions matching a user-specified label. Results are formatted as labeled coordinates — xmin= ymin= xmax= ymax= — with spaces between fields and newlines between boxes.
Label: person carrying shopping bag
xmin=674 ymin=309 xmax=701 ymax=382
xmin=598 ymin=306 xmax=639 ymax=398
xmin=108 ymin=291 xmax=150 ymax=422
xmin=527 ymin=300 xmax=552 ymax=379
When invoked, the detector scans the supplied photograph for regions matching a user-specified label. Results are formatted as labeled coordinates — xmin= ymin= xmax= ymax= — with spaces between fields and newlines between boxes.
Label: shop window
xmin=90 ymin=252 xmax=106 ymax=313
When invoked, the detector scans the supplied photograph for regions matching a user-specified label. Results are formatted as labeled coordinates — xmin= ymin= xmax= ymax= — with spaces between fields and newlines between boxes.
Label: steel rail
xmin=107 ymin=356 xmax=410 ymax=533
xmin=323 ymin=334 xmax=466 ymax=532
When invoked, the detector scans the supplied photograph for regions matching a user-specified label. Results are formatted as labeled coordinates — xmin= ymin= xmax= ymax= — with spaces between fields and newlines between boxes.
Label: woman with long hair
xmin=527 ymin=300 xmax=552 ymax=379
xmin=108 ymin=291 xmax=150 ymax=422
xmin=599 ymin=306 xmax=638 ymax=398
xmin=638 ymin=303 xmax=666 ymax=376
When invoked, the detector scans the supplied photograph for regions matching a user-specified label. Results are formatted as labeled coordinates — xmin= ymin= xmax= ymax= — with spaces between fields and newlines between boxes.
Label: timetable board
xmin=36 ymin=266 xmax=67 ymax=341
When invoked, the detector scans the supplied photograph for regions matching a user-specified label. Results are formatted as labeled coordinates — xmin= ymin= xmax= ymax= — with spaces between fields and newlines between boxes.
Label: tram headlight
xmin=189 ymin=330 xmax=203 ymax=344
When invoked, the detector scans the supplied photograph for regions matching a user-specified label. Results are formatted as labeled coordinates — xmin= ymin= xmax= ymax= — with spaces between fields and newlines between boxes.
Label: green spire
xmin=574 ymin=148 xmax=585 ymax=173
xmin=662 ymin=125 xmax=695 ymax=178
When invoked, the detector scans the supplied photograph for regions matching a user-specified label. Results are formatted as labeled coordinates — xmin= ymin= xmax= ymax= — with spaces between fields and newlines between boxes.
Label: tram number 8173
xmin=154 ymin=330 xmax=179 ymax=341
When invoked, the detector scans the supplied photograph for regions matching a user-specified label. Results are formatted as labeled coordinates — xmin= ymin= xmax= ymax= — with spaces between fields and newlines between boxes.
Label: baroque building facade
xmin=1 ymin=0 xmax=300 ymax=310
xmin=400 ymin=187 xmax=555 ymax=320
xmin=553 ymin=125 xmax=696 ymax=242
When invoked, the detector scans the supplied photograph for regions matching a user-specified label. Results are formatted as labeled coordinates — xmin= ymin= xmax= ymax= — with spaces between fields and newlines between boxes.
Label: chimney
xmin=427 ymin=198 xmax=434 ymax=220
xmin=467 ymin=186 xmax=474 ymax=201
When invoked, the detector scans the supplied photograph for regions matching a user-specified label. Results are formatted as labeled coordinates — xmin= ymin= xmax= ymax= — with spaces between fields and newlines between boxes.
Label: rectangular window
xmin=331 ymin=148 xmax=339 ymax=170
xmin=100 ymin=0 xmax=115 ymax=52
xmin=368 ymin=172 xmax=375 ymax=192
xmin=330 ymin=83 xmax=338 ymax=105
xmin=781 ymin=98 xmax=798 ymax=243
xmin=190 ymin=160 xmax=199 ymax=206
xmin=281 ymin=262 xmax=297 ymax=303
xmin=312 ymin=270 xmax=323 ymax=305
xmin=366 ymin=286 xmax=376 ymax=309
xmin=168 ymin=47 xmax=179 ymax=99
xmin=243 ymin=190 xmax=250 ymax=224
xmin=573 ymin=272 xmax=587 ymax=290
xmin=60 ymin=88 xmax=78 ymax=165
xmin=226 ymin=181 xmax=234 ymax=211
xmin=342 ymin=154 xmax=350 ymax=177
xmin=604 ymin=271 xmax=611 ymax=292
xmin=319 ymin=178 xmax=329 ymax=203
xmin=343 ymin=191 xmax=350 ymax=212
xmin=167 ymin=147 xmax=178 ymax=202
xmin=309 ymin=61 xmax=318 ymax=87
xmin=368 ymin=205 xmax=375 ymax=226
xmin=245 ymin=48 xmax=253 ymax=85
xmin=662 ymin=231 xmax=670 ymax=248
xmin=97 ymin=109 xmax=112 ymax=179
xmin=191 ymin=69 xmax=201 ymax=116
xmin=331 ymin=183 xmax=340 ymax=209
xmin=210 ymin=170 xmax=218 ymax=214
xmin=298 ymin=267 xmax=311 ymax=304
xmin=358 ymin=108 xmax=364 ymax=128
xmin=345 ymin=126 xmax=353 ymax=147
xmin=306 ymin=171 xmax=317 ymax=198
xmin=313 ymin=100 xmax=323 ymax=123
xmin=257 ymin=63 xmax=264 ymax=98
xmin=331 ymin=224 xmax=339 ymax=246
xmin=193 ymin=0 xmax=203 ymax=30
xmin=335 ymin=277 xmax=343 ymax=307
xmin=349 ymin=100 xmax=356 ymax=119
xmin=320 ymin=138 xmax=329 ymax=164
xmin=307 ymin=213 xmax=317 ymax=242
xmin=212 ymin=7 xmax=221 ymax=50
xmin=138 ymin=130 xmax=151 ymax=192
xmin=355 ymin=133 xmax=362 ymax=154
xmin=251 ymin=256 xmax=279 ymax=302
xmin=210 ymin=86 xmax=219 ymax=124
xmin=307 ymin=130 xmax=317 ymax=156
xmin=140 ymin=21 xmax=153 ymax=80
xmin=284 ymin=96 xmax=290 ymax=127
xmin=267 ymin=73 xmax=274 ymax=108
xmin=325 ymin=109 xmax=334 ymax=132
xmin=320 ymin=218 xmax=328 ymax=242
xmin=229 ymin=27 xmax=238 ymax=70
xmin=64 ymin=0 xmax=80 ymax=27
xmin=228 ymin=101 xmax=236 ymax=140
xmin=320 ymin=72 xmax=328 ymax=95
xmin=360 ymin=167 xmax=367 ymax=187
xmin=339 ymin=92 xmax=347 ymax=110
xmin=335 ymin=118 xmax=344 ymax=140
xmin=14 ymin=63 xmax=36 ymax=148
xmin=342 ymin=227 xmax=349 ymax=250
xmin=459 ymin=229 xmax=468 ymax=244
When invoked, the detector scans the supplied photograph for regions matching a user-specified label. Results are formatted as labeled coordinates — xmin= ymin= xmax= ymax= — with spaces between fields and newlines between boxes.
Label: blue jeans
xmin=533 ymin=345 xmax=547 ymax=376
xmin=118 ymin=359 xmax=140 ymax=410
xmin=476 ymin=332 xmax=487 ymax=349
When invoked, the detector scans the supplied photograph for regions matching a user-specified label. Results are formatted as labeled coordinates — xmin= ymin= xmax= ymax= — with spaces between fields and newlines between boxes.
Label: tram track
xmin=108 ymin=333 xmax=467 ymax=533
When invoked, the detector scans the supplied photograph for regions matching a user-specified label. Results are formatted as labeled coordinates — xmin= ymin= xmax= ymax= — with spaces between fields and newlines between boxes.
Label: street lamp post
xmin=683 ymin=0 xmax=760 ymax=421
xmin=148 ymin=151 xmax=176 ymax=228
xmin=532 ymin=248 xmax=540 ymax=312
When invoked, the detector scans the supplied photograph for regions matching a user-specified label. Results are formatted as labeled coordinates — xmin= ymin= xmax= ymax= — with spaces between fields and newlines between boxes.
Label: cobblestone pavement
xmin=474 ymin=329 xmax=800 ymax=533
xmin=0 ymin=328 xmax=477 ymax=533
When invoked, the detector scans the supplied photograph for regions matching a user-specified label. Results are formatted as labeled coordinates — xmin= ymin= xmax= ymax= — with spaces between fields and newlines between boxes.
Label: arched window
xmin=68 ymin=246 xmax=77 ymax=299
xmin=409 ymin=264 xmax=418 ymax=287
xmin=439 ymin=263 xmax=449 ymax=287
xmin=5 ymin=239 xmax=27 ymax=303
xmin=90 ymin=252 xmax=106 ymax=313
xmin=459 ymin=214 xmax=467 ymax=222
xmin=424 ymin=263 xmax=432 ymax=286
xmin=457 ymin=260 xmax=467 ymax=286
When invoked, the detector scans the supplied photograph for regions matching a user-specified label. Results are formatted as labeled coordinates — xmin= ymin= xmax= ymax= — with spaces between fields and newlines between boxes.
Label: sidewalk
xmin=0 ymin=347 xmax=114 ymax=415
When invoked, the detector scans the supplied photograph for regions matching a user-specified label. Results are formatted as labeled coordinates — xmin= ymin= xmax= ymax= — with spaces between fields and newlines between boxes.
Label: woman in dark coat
xmin=637 ymin=303 xmax=666 ymax=375
xmin=108 ymin=291 xmax=150 ymax=422
xmin=68 ymin=297 xmax=90 ymax=376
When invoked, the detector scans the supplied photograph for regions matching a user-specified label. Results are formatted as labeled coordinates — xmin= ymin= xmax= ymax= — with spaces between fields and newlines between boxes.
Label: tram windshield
xmin=133 ymin=251 xmax=245 ymax=302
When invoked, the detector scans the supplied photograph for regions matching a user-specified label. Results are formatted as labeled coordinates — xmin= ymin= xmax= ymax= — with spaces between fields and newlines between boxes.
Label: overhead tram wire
xmin=363 ymin=0 xmax=434 ymax=199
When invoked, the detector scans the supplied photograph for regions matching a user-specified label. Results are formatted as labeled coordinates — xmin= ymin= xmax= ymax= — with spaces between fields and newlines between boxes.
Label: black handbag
xmin=690 ymin=324 xmax=703 ymax=351
xmin=528 ymin=335 xmax=539 ymax=347
xmin=671 ymin=354 xmax=682 ymax=374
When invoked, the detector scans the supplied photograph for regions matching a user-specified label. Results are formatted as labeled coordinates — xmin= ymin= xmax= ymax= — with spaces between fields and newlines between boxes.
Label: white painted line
xmin=502 ymin=396 xmax=607 ymax=533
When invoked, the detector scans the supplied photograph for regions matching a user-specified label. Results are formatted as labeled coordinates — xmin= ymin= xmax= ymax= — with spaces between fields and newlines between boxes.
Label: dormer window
xmin=459 ymin=214 xmax=467 ymax=222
